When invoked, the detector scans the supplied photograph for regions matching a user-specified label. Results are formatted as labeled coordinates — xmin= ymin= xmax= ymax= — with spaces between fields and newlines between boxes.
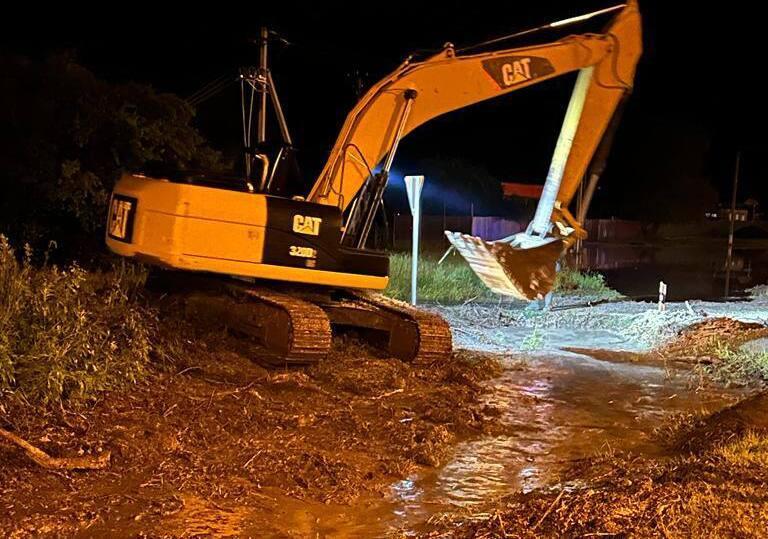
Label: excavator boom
xmin=309 ymin=1 xmax=641 ymax=215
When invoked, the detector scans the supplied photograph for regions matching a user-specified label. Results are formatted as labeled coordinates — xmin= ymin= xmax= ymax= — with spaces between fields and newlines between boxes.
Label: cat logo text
xmin=108 ymin=195 xmax=137 ymax=243
xmin=292 ymin=215 xmax=322 ymax=236
xmin=481 ymin=56 xmax=555 ymax=89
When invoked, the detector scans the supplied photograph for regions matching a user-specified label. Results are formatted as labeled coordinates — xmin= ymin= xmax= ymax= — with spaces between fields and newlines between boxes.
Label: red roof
xmin=501 ymin=182 xmax=543 ymax=199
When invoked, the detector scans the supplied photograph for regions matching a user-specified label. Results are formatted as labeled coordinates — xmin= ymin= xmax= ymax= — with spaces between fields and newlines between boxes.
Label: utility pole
xmin=724 ymin=151 xmax=741 ymax=297
xmin=575 ymin=176 xmax=585 ymax=270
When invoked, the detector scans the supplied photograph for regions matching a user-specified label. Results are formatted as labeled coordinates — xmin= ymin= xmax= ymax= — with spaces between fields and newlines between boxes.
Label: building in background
xmin=705 ymin=199 xmax=761 ymax=222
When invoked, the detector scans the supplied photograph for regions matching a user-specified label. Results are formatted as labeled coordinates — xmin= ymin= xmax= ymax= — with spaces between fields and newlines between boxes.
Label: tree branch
xmin=0 ymin=427 xmax=110 ymax=470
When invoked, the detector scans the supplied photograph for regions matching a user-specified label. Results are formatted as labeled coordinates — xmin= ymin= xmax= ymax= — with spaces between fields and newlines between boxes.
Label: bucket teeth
xmin=445 ymin=231 xmax=564 ymax=301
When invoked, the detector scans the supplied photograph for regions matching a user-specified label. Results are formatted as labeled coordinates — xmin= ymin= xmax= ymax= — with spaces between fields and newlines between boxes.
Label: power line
xmin=187 ymin=73 xmax=231 ymax=101
xmin=187 ymin=76 xmax=238 ymax=107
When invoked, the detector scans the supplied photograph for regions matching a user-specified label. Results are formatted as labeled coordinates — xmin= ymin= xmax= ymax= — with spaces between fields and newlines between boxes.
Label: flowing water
xmin=271 ymin=342 xmax=749 ymax=537
xmin=300 ymin=238 xmax=768 ymax=536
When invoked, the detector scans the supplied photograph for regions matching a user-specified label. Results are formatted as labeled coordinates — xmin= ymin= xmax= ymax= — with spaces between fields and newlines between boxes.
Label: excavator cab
xmin=265 ymin=145 xmax=304 ymax=197
xmin=244 ymin=143 xmax=305 ymax=197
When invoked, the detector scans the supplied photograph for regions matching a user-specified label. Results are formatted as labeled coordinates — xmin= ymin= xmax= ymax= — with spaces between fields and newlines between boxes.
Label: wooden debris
xmin=0 ymin=427 xmax=110 ymax=470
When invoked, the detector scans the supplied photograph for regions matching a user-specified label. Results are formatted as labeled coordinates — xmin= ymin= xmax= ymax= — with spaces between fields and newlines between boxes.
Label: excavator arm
xmin=308 ymin=1 xmax=641 ymax=217
xmin=308 ymin=1 xmax=641 ymax=300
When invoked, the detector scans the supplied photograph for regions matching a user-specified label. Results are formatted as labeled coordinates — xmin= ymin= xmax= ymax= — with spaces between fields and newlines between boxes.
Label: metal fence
xmin=391 ymin=215 xmax=651 ymax=252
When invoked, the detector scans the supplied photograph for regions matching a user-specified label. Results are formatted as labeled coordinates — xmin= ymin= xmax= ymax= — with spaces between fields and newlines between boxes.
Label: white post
xmin=404 ymin=175 xmax=424 ymax=305
xmin=658 ymin=281 xmax=667 ymax=312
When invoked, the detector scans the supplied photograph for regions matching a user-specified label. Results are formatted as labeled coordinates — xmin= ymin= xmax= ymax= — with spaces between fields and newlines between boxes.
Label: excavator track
xmin=183 ymin=280 xmax=331 ymax=365
xmin=236 ymin=286 xmax=333 ymax=363
xmin=178 ymin=275 xmax=451 ymax=364
xmin=347 ymin=292 xmax=453 ymax=364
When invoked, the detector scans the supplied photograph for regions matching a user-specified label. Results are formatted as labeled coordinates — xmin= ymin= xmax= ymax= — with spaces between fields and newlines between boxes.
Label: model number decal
xmin=289 ymin=245 xmax=317 ymax=259
xmin=292 ymin=215 xmax=322 ymax=236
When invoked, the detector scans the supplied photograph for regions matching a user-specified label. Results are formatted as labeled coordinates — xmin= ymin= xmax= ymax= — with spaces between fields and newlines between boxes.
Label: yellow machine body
xmin=106 ymin=174 xmax=388 ymax=290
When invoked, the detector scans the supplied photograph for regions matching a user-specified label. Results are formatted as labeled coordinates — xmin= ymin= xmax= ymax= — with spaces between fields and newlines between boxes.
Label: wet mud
xmin=2 ymin=299 xmax=766 ymax=537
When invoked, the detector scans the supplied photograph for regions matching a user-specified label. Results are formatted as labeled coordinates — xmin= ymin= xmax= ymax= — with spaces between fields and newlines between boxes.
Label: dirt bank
xmin=0 ymin=330 xmax=502 ymax=537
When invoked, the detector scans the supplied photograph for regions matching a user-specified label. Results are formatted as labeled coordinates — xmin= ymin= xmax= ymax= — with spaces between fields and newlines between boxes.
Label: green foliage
xmin=706 ymin=340 xmax=768 ymax=386
xmin=384 ymin=252 xmax=493 ymax=304
xmin=0 ymin=53 xmax=224 ymax=250
xmin=0 ymin=235 xmax=159 ymax=404
xmin=521 ymin=327 xmax=545 ymax=351
xmin=385 ymin=254 xmax=619 ymax=303
xmin=554 ymin=266 xmax=621 ymax=299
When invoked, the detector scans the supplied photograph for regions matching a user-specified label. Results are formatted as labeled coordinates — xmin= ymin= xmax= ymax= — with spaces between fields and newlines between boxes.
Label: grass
xmin=521 ymin=327 xmax=545 ymax=351
xmin=0 ymin=235 xmax=165 ymax=405
xmin=706 ymin=340 xmax=768 ymax=386
xmin=554 ymin=265 xmax=621 ymax=299
xmin=384 ymin=252 xmax=493 ymax=304
xmin=384 ymin=252 xmax=618 ymax=303
xmin=715 ymin=431 xmax=768 ymax=468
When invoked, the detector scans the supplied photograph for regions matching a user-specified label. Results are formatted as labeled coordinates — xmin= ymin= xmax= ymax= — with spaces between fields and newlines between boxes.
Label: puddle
xmin=573 ymin=242 xmax=768 ymax=301
xmin=280 ymin=345 xmax=749 ymax=537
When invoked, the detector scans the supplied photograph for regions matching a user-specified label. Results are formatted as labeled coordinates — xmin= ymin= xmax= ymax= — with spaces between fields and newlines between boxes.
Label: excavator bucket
xmin=445 ymin=232 xmax=565 ymax=301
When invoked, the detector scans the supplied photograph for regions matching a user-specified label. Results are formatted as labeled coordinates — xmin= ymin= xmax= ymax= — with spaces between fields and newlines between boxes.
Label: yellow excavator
xmin=106 ymin=2 xmax=641 ymax=362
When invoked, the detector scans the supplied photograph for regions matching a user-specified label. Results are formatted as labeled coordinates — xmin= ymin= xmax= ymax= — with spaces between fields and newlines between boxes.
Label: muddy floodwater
xmin=284 ymin=343 xmax=748 ymax=537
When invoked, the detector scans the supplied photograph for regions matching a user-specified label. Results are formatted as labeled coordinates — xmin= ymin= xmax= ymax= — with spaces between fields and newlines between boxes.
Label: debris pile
xmin=659 ymin=317 xmax=768 ymax=360
xmin=0 ymin=333 xmax=501 ymax=536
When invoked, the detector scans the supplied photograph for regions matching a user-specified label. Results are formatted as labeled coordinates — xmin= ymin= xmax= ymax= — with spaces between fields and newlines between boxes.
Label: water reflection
xmin=569 ymin=242 xmax=768 ymax=300
xmin=386 ymin=351 xmax=748 ymax=532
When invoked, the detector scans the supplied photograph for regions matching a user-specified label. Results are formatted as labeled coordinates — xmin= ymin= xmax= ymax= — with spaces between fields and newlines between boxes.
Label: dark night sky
xmin=3 ymin=1 xmax=765 ymax=218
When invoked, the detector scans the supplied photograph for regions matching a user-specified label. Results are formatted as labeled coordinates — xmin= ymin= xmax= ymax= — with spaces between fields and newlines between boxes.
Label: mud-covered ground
xmin=3 ymin=295 xmax=768 ymax=538
xmin=423 ymin=392 xmax=768 ymax=538
xmin=0 ymin=328 xmax=503 ymax=537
